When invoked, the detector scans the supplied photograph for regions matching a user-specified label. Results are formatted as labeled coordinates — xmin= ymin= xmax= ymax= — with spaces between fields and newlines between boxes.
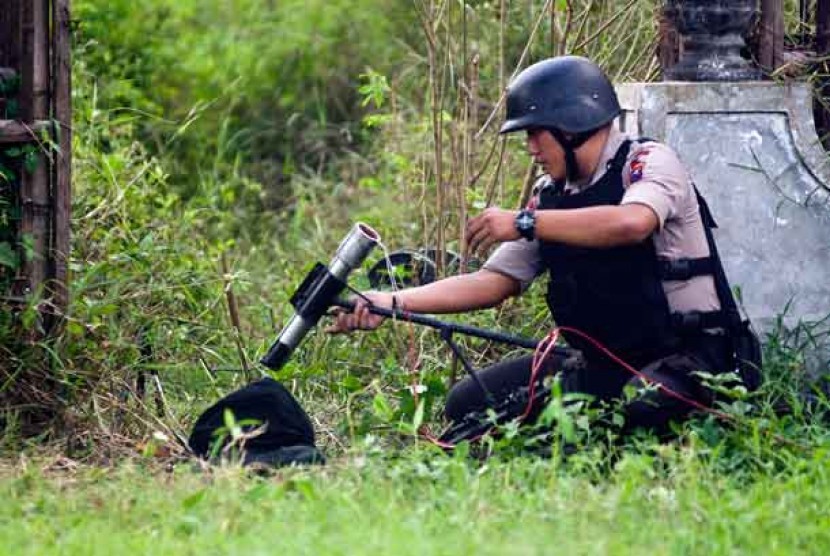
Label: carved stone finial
xmin=665 ymin=0 xmax=761 ymax=81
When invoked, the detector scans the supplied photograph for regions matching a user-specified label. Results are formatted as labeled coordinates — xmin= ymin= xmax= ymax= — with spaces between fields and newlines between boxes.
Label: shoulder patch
xmin=628 ymin=147 xmax=652 ymax=184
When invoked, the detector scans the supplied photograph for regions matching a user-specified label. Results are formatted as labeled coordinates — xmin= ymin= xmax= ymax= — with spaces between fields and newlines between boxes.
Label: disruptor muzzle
xmin=261 ymin=223 xmax=380 ymax=370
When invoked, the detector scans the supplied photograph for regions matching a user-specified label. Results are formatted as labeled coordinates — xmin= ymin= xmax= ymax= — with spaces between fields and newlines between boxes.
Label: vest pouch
xmin=733 ymin=320 xmax=762 ymax=392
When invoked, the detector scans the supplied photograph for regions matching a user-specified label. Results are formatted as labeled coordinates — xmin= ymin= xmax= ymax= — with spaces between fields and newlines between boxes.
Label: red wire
xmin=554 ymin=326 xmax=735 ymax=423
xmin=419 ymin=330 xmax=561 ymax=450
xmin=521 ymin=330 xmax=560 ymax=421
xmin=421 ymin=325 xmax=735 ymax=451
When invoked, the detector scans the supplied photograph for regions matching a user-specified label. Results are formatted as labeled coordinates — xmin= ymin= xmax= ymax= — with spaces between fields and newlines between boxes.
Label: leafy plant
xmin=207 ymin=408 xmax=265 ymax=461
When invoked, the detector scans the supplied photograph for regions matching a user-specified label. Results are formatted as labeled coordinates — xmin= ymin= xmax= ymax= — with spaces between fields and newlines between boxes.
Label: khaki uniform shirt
xmin=483 ymin=126 xmax=721 ymax=313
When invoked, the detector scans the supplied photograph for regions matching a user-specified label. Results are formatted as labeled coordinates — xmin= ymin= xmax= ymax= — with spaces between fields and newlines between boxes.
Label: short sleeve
xmin=482 ymin=239 xmax=543 ymax=291
xmin=620 ymin=142 xmax=691 ymax=230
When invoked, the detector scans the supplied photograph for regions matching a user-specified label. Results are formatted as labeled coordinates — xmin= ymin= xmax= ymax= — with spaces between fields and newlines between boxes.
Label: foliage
xmin=1 ymin=10 xmax=830 ymax=553
xmin=0 ymin=149 xmax=22 ymax=287
xmin=0 ymin=70 xmax=25 ymax=291
xmin=72 ymin=0 xmax=411 ymax=223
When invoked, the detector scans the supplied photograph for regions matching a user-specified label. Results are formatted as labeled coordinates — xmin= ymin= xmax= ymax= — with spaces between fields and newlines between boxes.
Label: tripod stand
xmin=334 ymin=298 xmax=569 ymax=445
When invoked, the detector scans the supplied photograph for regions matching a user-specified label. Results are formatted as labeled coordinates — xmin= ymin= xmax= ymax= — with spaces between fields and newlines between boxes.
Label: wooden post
xmin=818 ymin=1 xmax=830 ymax=72
xmin=0 ymin=0 xmax=22 ymax=69
xmin=51 ymin=0 xmax=72 ymax=323
xmin=17 ymin=0 xmax=52 ymax=303
xmin=2 ymin=0 xmax=72 ymax=327
xmin=658 ymin=5 xmax=680 ymax=79
xmin=758 ymin=0 xmax=784 ymax=75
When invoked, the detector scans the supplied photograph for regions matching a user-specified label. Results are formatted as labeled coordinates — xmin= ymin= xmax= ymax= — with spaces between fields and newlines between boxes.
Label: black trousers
xmin=444 ymin=333 xmax=732 ymax=437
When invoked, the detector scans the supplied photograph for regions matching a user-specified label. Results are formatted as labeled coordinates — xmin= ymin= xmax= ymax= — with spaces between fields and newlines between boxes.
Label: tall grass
xmin=73 ymin=0 xmax=411 ymax=221
xmin=1 ymin=0 xmax=828 ymax=476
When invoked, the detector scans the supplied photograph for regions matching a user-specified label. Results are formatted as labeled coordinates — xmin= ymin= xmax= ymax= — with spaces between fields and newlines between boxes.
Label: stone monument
xmin=619 ymin=0 xmax=830 ymax=371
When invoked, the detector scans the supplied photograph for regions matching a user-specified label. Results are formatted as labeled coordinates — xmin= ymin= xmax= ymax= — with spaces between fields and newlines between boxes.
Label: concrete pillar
xmin=618 ymin=81 xmax=830 ymax=371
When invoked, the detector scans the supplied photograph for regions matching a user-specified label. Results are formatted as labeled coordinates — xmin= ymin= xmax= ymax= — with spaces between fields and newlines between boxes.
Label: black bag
xmin=188 ymin=377 xmax=325 ymax=467
xmin=694 ymin=189 xmax=763 ymax=392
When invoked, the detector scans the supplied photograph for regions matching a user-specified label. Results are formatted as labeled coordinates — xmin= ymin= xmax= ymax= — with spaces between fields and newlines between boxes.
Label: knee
xmin=622 ymin=378 xmax=692 ymax=436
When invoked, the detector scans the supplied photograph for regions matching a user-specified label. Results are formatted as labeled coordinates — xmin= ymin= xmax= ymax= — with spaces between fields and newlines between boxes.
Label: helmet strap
xmin=549 ymin=128 xmax=594 ymax=182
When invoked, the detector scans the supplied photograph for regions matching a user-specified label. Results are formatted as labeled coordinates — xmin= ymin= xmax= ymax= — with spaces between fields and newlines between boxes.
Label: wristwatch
xmin=514 ymin=209 xmax=536 ymax=241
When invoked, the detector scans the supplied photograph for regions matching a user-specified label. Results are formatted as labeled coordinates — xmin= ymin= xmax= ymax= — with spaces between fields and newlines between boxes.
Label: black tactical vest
xmin=536 ymin=138 xmax=762 ymax=387
xmin=537 ymin=140 xmax=680 ymax=365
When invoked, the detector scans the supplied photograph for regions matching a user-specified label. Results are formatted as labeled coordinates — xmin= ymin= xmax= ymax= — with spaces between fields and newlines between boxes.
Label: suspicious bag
xmin=188 ymin=377 xmax=325 ymax=467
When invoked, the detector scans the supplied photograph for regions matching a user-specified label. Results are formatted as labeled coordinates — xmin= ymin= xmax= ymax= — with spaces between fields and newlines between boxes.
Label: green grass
xmin=2 ymin=442 xmax=829 ymax=555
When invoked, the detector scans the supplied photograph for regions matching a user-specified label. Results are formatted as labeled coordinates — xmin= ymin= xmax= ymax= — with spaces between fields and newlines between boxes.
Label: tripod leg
xmin=440 ymin=329 xmax=496 ymax=407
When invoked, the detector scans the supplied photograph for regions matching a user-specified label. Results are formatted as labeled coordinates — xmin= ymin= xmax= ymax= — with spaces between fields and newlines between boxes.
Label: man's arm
xmin=533 ymin=204 xmax=659 ymax=247
xmin=465 ymin=203 xmax=659 ymax=254
xmin=326 ymin=269 xmax=520 ymax=333
xmin=395 ymin=268 xmax=521 ymax=313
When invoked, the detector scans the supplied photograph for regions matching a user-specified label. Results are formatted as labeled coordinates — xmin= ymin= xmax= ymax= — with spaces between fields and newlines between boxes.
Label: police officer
xmin=328 ymin=56 xmax=757 ymax=436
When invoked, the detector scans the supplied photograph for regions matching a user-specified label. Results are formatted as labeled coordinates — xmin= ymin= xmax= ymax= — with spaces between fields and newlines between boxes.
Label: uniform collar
xmin=564 ymin=126 xmax=630 ymax=193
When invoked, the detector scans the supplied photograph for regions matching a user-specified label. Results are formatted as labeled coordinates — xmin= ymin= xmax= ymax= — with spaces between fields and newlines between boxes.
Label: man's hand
xmin=465 ymin=207 xmax=520 ymax=256
xmin=325 ymin=291 xmax=394 ymax=334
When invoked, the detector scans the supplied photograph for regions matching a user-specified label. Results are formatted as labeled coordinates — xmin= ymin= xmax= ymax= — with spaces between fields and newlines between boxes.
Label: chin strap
xmin=549 ymin=128 xmax=595 ymax=182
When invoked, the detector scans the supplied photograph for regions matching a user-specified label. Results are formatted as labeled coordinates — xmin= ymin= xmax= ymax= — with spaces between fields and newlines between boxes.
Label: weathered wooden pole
xmin=18 ymin=0 xmax=52 ymax=304
xmin=51 ymin=0 xmax=72 ymax=323
xmin=2 ymin=0 xmax=72 ymax=330
xmin=758 ymin=0 xmax=784 ymax=74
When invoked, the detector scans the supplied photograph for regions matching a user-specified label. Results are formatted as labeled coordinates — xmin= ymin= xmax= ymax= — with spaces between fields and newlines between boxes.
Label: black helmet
xmin=500 ymin=56 xmax=620 ymax=135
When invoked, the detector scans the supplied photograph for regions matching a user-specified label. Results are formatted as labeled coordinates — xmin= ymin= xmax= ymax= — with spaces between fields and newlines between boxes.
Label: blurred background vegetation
xmin=0 ymin=0 xmax=826 ymax=462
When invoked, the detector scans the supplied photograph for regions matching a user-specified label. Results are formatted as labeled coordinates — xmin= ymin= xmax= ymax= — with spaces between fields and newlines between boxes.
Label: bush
xmin=74 ymin=0 xmax=410 ymax=221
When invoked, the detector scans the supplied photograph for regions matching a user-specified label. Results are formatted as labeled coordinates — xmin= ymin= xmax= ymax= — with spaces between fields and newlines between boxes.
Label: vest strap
xmin=658 ymin=257 xmax=715 ymax=281
xmin=693 ymin=186 xmax=743 ymax=329
xmin=670 ymin=310 xmax=728 ymax=332
xmin=609 ymin=139 xmax=633 ymax=172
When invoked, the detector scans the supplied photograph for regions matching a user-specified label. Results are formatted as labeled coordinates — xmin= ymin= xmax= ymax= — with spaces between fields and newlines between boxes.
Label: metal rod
xmin=440 ymin=328 xmax=496 ymax=406
xmin=333 ymin=298 xmax=549 ymax=351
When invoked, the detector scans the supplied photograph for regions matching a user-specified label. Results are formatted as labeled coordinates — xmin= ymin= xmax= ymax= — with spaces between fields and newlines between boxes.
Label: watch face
xmin=517 ymin=212 xmax=534 ymax=230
